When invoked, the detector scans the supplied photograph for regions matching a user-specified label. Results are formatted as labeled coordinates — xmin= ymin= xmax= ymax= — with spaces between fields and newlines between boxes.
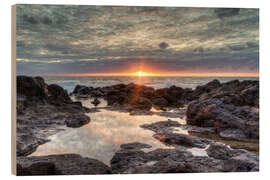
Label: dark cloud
xmin=41 ymin=16 xmax=53 ymax=25
xmin=214 ymin=8 xmax=240 ymax=19
xmin=194 ymin=47 xmax=204 ymax=53
xmin=228 ymin=44 xmax=246 ymax=51
xmin=22 ymin=14 xmax=39 ymax=25
xmin=246 ymin=42 xmax=259 ymax=48
xmin=159 ymin=42 xmax=169 ymax=49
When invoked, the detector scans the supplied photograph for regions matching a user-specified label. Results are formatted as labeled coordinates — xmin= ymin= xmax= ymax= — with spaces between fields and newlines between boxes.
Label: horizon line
xmin=35 ymin=72 xmax=259 ymax=78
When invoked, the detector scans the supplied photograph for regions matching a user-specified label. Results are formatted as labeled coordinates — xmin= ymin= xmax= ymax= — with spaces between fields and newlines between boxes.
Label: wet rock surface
xmin=186 ymin=98 xmax=259 ymax=140
xmin=110 ymin=141 xmax=258 ymax=173
xmin=17 ymin=154 xmax=111 ymax=175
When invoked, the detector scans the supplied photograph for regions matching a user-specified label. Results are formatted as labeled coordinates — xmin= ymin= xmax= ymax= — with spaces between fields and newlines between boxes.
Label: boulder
xmin=206 ymin=143 xmax=259 ymax=172
xmin=47 ymin=84 xmax=72 ymax=105
xmin=152 ymin=97 xmax=168 ymax=108
xmin=186 ymin=98 xmax=259 ymax=139
xmin=107 ymin=90 xmax=128 ymax=106
xmin=65 ymin=114 xmax=90 ymax=128
xmin=140 ymin=119 xmax=181 ymax=133
xmin=128 ymin=97 xmax=152 ymax=111
xmin=191 ymin=79 xmax=259 ymax=107
xmin=17 ymin=162 xmax=57 ymax=175
xmin=17 ymin=154 xmax=111 ymax=175
xmin=17 ymin=76 xmax=47 ymax=102
xmin=154 ymin=132 xmax=211 ymax=148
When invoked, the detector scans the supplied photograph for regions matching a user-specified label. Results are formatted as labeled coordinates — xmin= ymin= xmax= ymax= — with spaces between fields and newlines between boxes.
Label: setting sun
xmin=136 ymin=71 xmax=149 ymax=77
xmin=128 ymin=71 xmax=156 ymax=77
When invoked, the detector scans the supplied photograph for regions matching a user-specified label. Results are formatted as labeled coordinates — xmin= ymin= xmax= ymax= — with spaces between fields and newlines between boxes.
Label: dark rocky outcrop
xmin=47 ymin=84 xmax=72 ymax=106
xmin=206 ymin=143 xmax=259 ymax=172
xmin=153 ymin=132 xmax=212 ymax=148
xmin=128 ymin=97 xmax=152 ymax=111
xmin=141 ymin=119 xmax=181 ymax=133
xmin=72 ymin=83 xmax=193 ymax=110
xmin=186 ymin=98 xmax=259 ymax=140
xmin=72 ymin=85 xmax=105 ymax=98
xmin=65 ymin=114 xmax=90 ymax=128
xmin=17 ymin=76 xmax=48 ymax=106
xmin=17 ymin=154 xmax=111 ymax=175
xmin=110 ymin=142 xmax=258 ymax=173
xmin=72 ymin=79 xmax=259 ymax=111
xmin=191 ymin=79 xmax=259 ymax=107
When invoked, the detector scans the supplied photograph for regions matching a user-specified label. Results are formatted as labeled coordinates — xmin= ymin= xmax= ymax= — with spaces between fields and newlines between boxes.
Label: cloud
xmin=22 ymin=14 xmax=39 ymax=25
xmin=159 ymin=42 xmax=169 ymax=49
xmin=228 ymin=44 xmax=246 ymax=51
xmin=214 ymin=8 xmax=240 ymax=19
xmin=41 ymin=16 xmax=53 ymax=25
xmin=15 ymin=5 xmax=259 ymax=75
xmin=246 ymin=42 xmax=259 ymax=48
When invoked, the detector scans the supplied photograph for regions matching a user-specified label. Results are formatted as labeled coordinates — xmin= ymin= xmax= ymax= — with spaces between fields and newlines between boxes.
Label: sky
xmin=16 ymin=5 xmax=259 ymax=76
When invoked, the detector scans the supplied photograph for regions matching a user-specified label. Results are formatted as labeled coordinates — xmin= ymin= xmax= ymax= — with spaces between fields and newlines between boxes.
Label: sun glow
xmin=135 ymin=71 xmax=150 ymax=77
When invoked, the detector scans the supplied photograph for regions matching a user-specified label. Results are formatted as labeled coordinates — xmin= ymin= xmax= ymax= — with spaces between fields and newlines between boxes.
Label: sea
xmin=44 ymin=76 xmax=259 ymax=93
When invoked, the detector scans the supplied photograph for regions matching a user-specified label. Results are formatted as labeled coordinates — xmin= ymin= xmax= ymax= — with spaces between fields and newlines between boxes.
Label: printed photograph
xmin=15 ymin=4 xmax=259 ymax=175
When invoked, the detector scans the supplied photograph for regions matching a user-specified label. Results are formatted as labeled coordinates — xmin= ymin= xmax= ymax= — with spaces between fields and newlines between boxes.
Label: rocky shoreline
xmin=16 ymin=76 xmax=259 ymax=175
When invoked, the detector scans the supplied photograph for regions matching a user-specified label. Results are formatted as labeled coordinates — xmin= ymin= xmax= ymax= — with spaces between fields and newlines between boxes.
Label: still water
xmin=30 ymin=98 xmax=207 ymax=165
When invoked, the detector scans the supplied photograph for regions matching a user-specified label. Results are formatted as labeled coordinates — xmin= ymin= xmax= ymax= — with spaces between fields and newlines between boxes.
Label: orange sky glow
xmin=49 ymin=71 xmax=259 ymax=77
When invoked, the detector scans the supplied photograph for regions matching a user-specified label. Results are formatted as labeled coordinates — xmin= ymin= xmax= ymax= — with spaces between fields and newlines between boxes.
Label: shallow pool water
xmin=30 ymin=98 xmax=190 ymax=164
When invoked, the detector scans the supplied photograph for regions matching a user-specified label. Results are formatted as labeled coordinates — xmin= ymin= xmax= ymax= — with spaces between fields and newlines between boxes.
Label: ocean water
xmin=44 ymin=76 xmax=259 ymax=93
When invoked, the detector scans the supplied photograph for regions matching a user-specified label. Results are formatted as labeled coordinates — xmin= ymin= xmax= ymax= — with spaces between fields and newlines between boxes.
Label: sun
xmin=128 ymin=71 xmax=156 ymax=77
xmin=133 ymin=71 xmax=154 ymax=77
xmin=136 ymin=71 xmax=148 ymax=77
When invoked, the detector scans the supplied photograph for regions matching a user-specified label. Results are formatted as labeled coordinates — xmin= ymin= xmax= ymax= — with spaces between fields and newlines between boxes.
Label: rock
xmin=219 ymin=129 xmax=248 ymax=140
xmin=16 ymin=135 xmax=49 ymax=156
xmin=17 ymin=162 xmax=57 ymax=175
xmin=72 ymin=85 xmax=91 ymax=95
xmin=154 ymin=86 xmax=191 ymax=107
xmin=223 ymin=150 xmax=259 ymax=172
xmin=90 ymin=89 xmax=104 ymax=97
xmin=206 ymin=142 xmax=235 ymax=160
xmin=17 ymin=154 xmax=111 ymax=175
xmin=47 ymin=84 xmax=72 ymax=105
xmin=110 ymin=141 xmax=258 ymax=173
xmin=71 ymin=101 xmax=83 ymax=110
xmin=128 ymin=97 xmax=152 ymax=111
xmin=240 ymin=84 xmax=259 ymax=107
xmin=111 ymin=141 xmax=259 ymax=174
xmin=191 ymin=80 xmax=259 ymax=107
xmin=17 ymin=76 xmax=47 ymax=102
xmin=192 ymin=79 xmax=221 ymax=99
xmin=151 ymin=97 xmax=168 ymax=108
xmin=91 ymin=98 xmax=101 ymax=107
xmin=206 ymin=143 xmax=259 ymax=172
xmin=140 ymin=119 xmax=181 ymax=133
xmin=107 ymin=90 xmax=128 ymax=106
xmin=186 ymin=98 xmax=259 ymax=140
xmin=120 ymin=142 xmax=152 ymax=150
xmin=154 ymin=132 xmax=211 ymax=148
xmin=65 ymin=114 xmax=90 ymax=128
